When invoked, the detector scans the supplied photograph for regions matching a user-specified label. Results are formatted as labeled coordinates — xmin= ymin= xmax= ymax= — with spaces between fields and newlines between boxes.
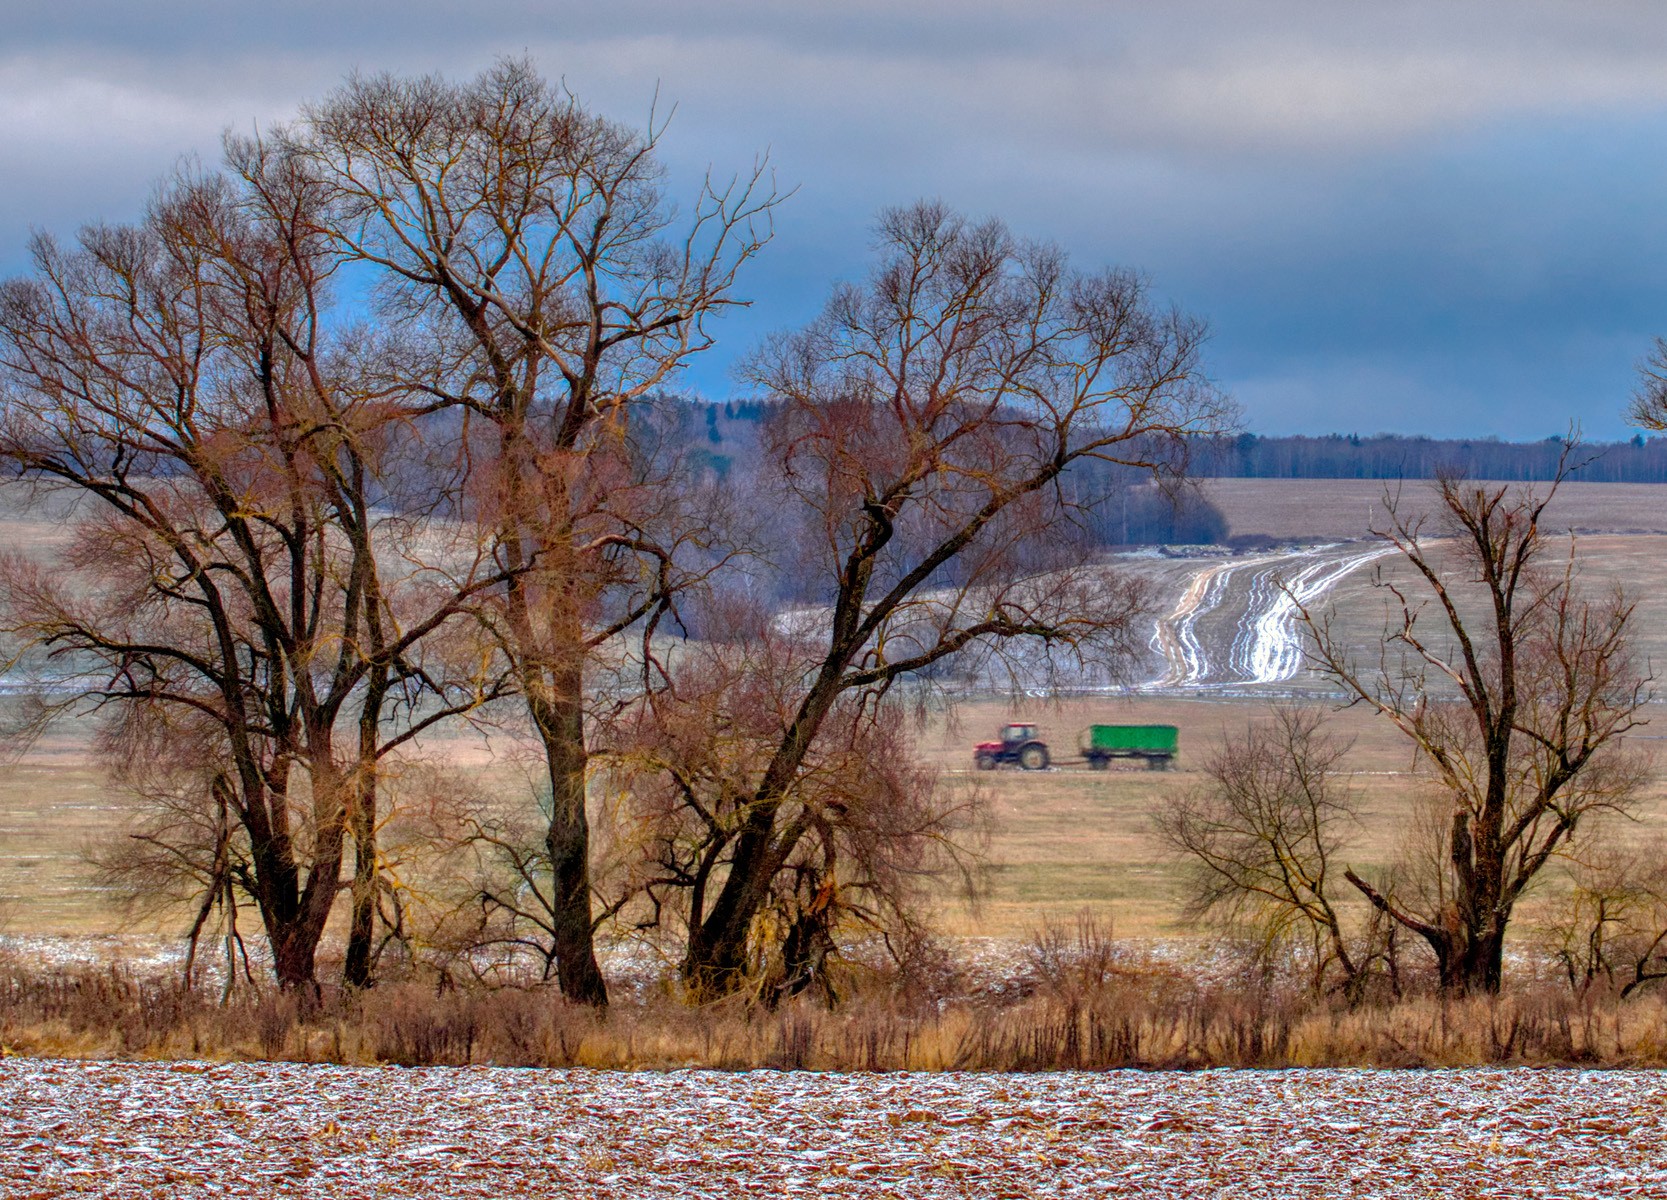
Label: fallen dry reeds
xmin=4 ymin=951 xmax=1666 ymax=1071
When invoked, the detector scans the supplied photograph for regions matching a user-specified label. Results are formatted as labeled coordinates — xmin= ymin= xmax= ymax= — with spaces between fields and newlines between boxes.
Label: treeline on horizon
xmin=1196 ymin=431 xmax=1667 ymax=482
xmin=648 ymin=398 xmax=1229 ymax=555
xmin=680 ymin=400 xmax=1667 ymax=487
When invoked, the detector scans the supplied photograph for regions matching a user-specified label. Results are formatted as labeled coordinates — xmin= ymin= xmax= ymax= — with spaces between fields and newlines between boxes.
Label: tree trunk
xmin=683 ymin=818 xmax=776 ymax=999
xmin=242 ymin=761 xmax=347 ymax=994
xmin=1456 ymin=923 xmax=1507 ymax=995
xmin=535 ymin=661 xmax=608 ymax=1008
xmin=244 ymin=785 xmax=320 ymax=993
xmin=343 ymin=771 xmax=377 ymax=989
xmin=1422 ymin=921 xmax=1507 ymax=996
xmin=683 ymin=801 xmax=831 ymax=999
xmin=343 ymin=697 xmax=384 ymax=990
xmin=272 ymin=927 xmax=321 ymax=993
xmin=681 ymin=666 xmax=851 ymax=998
xmin=681 ymin=909 xmax=749 ymax=1001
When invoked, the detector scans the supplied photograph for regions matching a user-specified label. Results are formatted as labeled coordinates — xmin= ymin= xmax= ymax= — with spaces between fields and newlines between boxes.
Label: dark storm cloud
xmin=5 ymin=2 xmax=1667 ymax=436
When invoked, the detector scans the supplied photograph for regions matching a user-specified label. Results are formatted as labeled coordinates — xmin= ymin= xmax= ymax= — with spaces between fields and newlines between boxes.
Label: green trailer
xmin=1078 ymin=724 xmax=1179 ymax=770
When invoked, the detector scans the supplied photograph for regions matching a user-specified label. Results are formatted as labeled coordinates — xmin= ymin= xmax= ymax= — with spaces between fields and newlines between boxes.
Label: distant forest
xmin=669 ymin=404 xmax=1667 ymax=556
xmin=688 ymin=404 xmax=1667 ymax=484
xmin=1198 ymin=433 xmax=1667 ymax=482
xmin=671 ymin=399 xmax=1229 ymax=552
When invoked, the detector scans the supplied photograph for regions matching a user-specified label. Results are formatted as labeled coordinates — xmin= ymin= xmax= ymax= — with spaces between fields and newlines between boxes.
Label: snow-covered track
xmin=1148 ymin=544 xmax=1393 ymax=689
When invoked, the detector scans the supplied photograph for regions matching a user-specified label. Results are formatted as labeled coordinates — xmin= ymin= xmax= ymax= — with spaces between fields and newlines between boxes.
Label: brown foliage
xmin=1543 ymin=835 xmax=1667 ymax=997
xmin=0 ymin=135 xmax=506 ymax=993
xmin=5 ymin=940 xmax=1667 ymax=1071
xmin=281 ymin=59 xmax=780 ymax=1007
xmin=0 ymin=64 xmax=1239 ymax=1015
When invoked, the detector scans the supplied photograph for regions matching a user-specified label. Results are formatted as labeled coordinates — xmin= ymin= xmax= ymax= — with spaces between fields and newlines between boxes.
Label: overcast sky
xmin=5 ymin=1 xmax=1667 ymax=438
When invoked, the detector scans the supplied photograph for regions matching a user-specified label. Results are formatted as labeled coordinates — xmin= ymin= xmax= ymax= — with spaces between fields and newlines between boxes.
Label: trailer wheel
xmin=1019 ymin=743 xmax=1050 ymax=771
xmin=975 ymin=753 xmax=997 ymax=771
xmin=1088 ymin=755 xmax=1110 ymax=771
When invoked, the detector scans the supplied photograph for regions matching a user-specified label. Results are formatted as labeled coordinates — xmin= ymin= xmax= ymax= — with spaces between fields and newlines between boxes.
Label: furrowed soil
xmin=1 ymin=1059 xmax=1662 ymax=1198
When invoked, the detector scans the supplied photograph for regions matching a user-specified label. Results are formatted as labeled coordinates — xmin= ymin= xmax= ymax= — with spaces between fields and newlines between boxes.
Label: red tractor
xmin=973 ymin=722 xmax=1051 ymax=771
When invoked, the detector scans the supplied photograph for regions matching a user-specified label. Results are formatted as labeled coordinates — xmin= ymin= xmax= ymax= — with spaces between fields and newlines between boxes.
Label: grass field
xmin=922 ymin=693 xmax=1667 ymax=941
xmin=1314 ymin=532 xmax=1667 ymax=695
xmin=8 ymin=688 xmax=1655 ymax=957
xmin=919 ymin=696 xmax=1408 ymax=938
xmin=0 ymin=722 xmax=124 ymax=934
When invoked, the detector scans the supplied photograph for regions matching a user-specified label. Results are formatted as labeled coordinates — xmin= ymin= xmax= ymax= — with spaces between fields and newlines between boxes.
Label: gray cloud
xmin=4 ymin=2 xmax=1667 ymax=436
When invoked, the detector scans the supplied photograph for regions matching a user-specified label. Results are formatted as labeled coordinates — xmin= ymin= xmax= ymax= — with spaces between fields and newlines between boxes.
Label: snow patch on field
xmin=1147 ymin=544 xmax=1394 ymax=689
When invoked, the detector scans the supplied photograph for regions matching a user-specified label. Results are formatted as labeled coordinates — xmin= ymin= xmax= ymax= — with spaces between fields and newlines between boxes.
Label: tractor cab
xmin=974 ymin=722 xmax=1050 ymax=771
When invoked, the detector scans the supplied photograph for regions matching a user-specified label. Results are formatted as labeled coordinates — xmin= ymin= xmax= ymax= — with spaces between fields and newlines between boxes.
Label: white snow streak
xmin=1148 ymin=545 xmax=1394 ymax=688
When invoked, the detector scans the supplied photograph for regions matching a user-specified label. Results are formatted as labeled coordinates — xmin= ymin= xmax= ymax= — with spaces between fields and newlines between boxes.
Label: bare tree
xmin=288 ymin=60 xmax=779 ymax=1006
xmin=1629 ymin=337 xmax=1667 ymax=432
xmin=0 ymin=155 xmax=506 ymax=991
xmin=1155 ymin=707 xmax=1387 ymax=998
xmin=1301 ymin=467 xmax=1651 ymax=994
xmin=662 ymin=201 xmax=1232 ymax=998
xmin=607 ymin=622 xmax=987 ymax=1006
xmin=1537 ymin=835 xmax=1667 ymax=998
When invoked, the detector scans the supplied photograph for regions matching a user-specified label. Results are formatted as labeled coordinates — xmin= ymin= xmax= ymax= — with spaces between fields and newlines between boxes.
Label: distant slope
xmin=1143 ymin=544 xmax=1394 ymax=690
xmin=1203 ymin=478 xmax=1667 ymax=542
xmin=1122 ymin=528 xmax=1667 ymax=698
xmin=1201 ymin=432 xmax=1667 ymax=482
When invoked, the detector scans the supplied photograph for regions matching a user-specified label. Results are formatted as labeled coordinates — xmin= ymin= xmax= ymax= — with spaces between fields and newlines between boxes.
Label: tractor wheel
xmin=975 ymin=753 xmax=997 ymax=771
xmin=1019 ymin=743 xmax=1050 ymax=771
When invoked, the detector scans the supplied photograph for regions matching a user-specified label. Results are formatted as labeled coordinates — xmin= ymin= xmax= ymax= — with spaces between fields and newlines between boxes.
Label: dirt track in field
xmin=2 ymin=1059 xmax=1664 ymax=1198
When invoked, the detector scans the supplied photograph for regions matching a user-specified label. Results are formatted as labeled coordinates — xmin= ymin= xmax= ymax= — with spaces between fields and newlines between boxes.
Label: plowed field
xmin=2 ymin=1060 xmax=1663 ymax=1198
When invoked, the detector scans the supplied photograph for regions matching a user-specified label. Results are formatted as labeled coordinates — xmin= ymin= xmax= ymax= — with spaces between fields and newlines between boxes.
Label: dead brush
xmin=4 ymin=958 xmax=1667 ymax=1070
xmin=1019 ymin=912 xmax=1129 ymax=998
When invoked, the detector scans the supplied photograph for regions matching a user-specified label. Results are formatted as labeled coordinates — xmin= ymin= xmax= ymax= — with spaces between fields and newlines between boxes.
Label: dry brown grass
xmin=4 ymin=949 xmax=1664 ymax=1071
